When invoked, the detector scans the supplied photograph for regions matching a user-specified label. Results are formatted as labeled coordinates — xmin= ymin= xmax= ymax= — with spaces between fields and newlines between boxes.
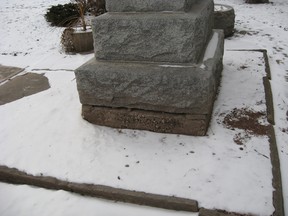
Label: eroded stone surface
xmin=92 ymin=0 xmax=213 ymax=63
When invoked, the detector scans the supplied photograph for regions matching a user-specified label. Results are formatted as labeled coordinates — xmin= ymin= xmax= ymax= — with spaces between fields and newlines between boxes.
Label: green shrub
xmin=45 ymin=3 xmax=80 ymax=27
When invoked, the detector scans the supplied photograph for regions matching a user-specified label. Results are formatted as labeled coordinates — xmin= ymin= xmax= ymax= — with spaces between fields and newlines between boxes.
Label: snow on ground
xmin=0 ymin=0 xmax=288 ymax=215
xmin=0 ymin=182 xmax=196 ymax=216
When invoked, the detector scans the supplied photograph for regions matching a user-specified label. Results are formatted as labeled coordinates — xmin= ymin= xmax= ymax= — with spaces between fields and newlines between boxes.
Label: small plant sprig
xmin=73 ymin=0 xmax=88 ymax=31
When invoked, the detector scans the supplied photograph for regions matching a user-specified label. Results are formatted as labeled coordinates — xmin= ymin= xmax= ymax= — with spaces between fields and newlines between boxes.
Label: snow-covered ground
xmin=0 ymin=0 xmax=287 ymax=215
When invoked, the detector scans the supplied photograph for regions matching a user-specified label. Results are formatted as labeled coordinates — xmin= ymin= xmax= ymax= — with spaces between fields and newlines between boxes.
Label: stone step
xmin=93 ymin=0 xmax=213 ymax=63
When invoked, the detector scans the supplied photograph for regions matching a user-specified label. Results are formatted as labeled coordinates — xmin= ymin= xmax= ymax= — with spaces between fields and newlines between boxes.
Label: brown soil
xmin=222 ymin=108 xmax=269 ymax=145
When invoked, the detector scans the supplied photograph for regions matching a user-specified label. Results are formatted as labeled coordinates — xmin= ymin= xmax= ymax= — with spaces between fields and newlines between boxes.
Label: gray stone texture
xmin=0 ymin=65 xmax=24 ymax=84
xmin=0 ymin=165 xmax=199 ymax=212
xmin=75 ymin=30 xmax=224 ymax=116
xmin=75 ymin=0 xmax=224 ymax=135
xmin=92 ymin=0 xmax=213 ymax=63
xmin=106 ymin=0 xmax=198 ymax=12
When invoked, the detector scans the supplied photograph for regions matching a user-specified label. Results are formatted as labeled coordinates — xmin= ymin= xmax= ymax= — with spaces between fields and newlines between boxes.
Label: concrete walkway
xmin=0 ymin=65 xmax=50 ymax=105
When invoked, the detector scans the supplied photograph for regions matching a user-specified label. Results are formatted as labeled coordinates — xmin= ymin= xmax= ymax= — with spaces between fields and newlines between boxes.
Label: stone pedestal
xmin=75 ymin=0 xmax=224 ymax=136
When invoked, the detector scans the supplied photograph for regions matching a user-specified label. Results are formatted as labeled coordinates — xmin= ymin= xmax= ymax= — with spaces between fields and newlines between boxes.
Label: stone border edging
xmin=268 ymin=126 xmax=285 ymax=216
xmin=263 ymin=77 xmax=275 ymax=125
xmin=262 ymin=49 xmax=272 ymax=80
xmin=227 ymin=49 xmax=274 ymax=124
xmin=0 ymin=165 xmax=198 ymax=212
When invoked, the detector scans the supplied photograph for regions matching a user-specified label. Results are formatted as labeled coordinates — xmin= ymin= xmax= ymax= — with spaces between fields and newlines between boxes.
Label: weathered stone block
xmin=75 ymin=30 xmax=224 ymax=116
xmin=106 ymin=0 xmax=198 ymax=12
xmin=82 ymin=105 xmax=209 ymax=136
xmin=92 ymin=0 xmax=213 ymax=63
xmin=214 ymin=4 xmax=235 ymax=37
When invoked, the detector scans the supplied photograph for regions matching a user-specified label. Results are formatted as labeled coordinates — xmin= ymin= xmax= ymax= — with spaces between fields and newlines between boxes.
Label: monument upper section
xmin=93 ymin=0 xmax=213 ymax=63
xmin=106 ymin=0 xmax=199 ymax=12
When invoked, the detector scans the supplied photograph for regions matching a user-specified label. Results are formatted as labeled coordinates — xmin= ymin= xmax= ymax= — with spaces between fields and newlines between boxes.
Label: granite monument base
xmin=75 ymin=30 xmax=224 ymax=135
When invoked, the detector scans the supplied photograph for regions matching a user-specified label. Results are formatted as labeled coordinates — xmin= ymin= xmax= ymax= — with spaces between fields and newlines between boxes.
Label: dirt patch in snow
xmin=222 ymin=108 xmax=269 ymax=145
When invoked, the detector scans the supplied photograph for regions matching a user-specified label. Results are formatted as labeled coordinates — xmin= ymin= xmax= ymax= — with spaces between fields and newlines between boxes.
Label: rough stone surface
xmin=245 ymin=0 xmax=269 ymax=3
xmin=0 ymin=73 xmax=50 ymax=105
xmin=77 ymin=60 xmax=212 ymax=114
xmin=106 ymin=0 xmax=198 ymax=12
xmin=0 ymin=165 xmax=199 ymax=212
xmin=82 ymin=105 xmax=209 ymax=135
xmin=92 ymin=0 xmax=213 ymax=63
xmin=199 ymin=208 xmax=253 ymax=216
xmin=76 ymin=30 xmax=224 ymax=115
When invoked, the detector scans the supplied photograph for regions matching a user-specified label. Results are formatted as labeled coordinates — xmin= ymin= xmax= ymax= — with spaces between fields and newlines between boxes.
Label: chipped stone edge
xmin=263 ymin=76 xmax=275 ymax=125
xmin=262 ymin=50 xmax=284 ymax=216
xmin=0 ymin=165 xmax=199 ymax=212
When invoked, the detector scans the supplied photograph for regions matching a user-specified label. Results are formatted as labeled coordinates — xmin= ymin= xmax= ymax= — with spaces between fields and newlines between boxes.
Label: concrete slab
xmin=0 ymin=64 xmax=24 ymax=84
xmin=0 ymin=73 xmax=50 ymax=105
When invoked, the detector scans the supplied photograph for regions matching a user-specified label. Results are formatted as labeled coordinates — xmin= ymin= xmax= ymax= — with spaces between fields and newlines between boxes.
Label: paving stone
xmin=0 ymin=73 xmax=50 ymax=105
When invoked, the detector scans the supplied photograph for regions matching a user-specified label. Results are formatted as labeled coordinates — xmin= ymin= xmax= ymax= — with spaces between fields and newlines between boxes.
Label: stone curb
xmin=263 ymin=77 xmax=275 ymax=125
xmin=262 ymin=49 xmax=272 ymax=80
xmin=227 ymin=49 xmax=274 ymax=124
xmin=0 ymin=50 xmax=283 ymax=215
xmin=268 ymin=126 xmax=285 ymax=216
xmin=204 ymin=49 xmax=283 ymax=216
xmin=0 ymin=165 xmax=198 ymax=212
